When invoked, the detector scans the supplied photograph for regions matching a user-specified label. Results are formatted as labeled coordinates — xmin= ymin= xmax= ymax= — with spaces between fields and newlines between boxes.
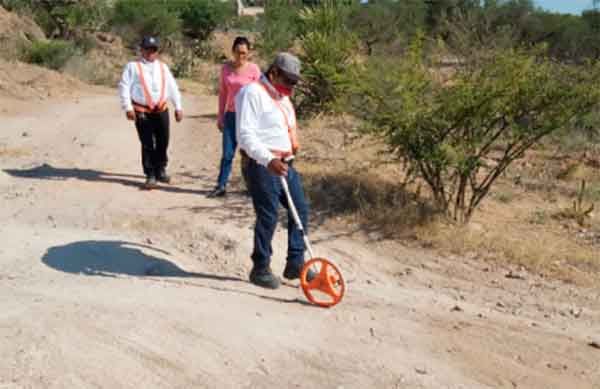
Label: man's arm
xmin=118 ymin=63 xmax=134 ymax=117
xmin=165 ymin=65 xmax=183 ymax=122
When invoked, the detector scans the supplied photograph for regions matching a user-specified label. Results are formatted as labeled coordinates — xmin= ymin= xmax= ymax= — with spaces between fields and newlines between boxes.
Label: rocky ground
xmin=0 ymin=86 xmax=599 ymax=388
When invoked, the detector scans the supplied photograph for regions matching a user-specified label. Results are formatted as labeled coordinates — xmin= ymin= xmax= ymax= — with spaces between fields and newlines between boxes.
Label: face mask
xmin=274 ymin=83 xmax=293 ymax=97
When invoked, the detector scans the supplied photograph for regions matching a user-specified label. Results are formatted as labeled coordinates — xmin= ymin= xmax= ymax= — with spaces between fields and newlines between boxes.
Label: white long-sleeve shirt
xmin=118 ymin=58 xmax=182 ymax=112
xmin=235 ymin=75 xmax=297 ymax=167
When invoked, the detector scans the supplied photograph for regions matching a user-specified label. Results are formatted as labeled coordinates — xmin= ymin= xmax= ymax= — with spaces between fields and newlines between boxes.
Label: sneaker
xmin=283 ymin=262 xmax=317 ymax=282
xmin=156 ymin=169 xmax=171 ymax=184
xmin=249 ymin=266 xmax=280 ymax=289
xmin=207 ymin=186 xmax=226 ymax=198
xmin=143 ymin=176 xmax=157 ymax=189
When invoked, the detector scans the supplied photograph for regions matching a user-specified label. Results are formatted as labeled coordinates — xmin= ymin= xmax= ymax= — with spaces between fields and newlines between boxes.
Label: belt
xmin=240 ymin=149 xmax=294 ymax=163
xmin=132 ymin=101 xmax=168 ymax=113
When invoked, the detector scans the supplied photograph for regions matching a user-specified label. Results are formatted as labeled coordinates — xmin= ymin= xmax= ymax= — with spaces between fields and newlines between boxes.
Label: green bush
xmin=349 ymin=41 xmax=600 ymax=223
xmin=111 ymin=0 xmax=181 ymax=44
xmin=229 ymin=15 xmax=259 ymax=32
xmin=175 ymin=0 xmax=234 ymax=41
xmin=294 ymin=0 xmax=359 ymax=116
xmin=256 ymin=0 xmax=302 ymax=59
xmin=1 ymin=0 xmax=112 ymax=39
xmin=347 ymin=0 xmax=426 ymax=56
xmin=22 ymin=39 xmax=78 ymax=70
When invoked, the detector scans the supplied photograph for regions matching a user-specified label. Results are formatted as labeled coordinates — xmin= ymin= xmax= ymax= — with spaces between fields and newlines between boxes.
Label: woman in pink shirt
xmin=208 ymin=36 xmax=261 ymax=198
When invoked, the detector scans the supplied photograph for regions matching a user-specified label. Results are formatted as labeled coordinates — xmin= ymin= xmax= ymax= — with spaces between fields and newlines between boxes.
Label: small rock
xmin=368 ymin=231 xmax=382 ymax=240
xmin=415 ymin=367 xmax=427 ymax=375
xmin=146 ymin=238 xmax=153 ymax=245
xmin=506 ymin=270 xmax=526 ymax=280
xmin=569 ymin=307 xmax=582 ymax=318
xmin=496 ymin=302 xmax=506 ymax=308
xmin=450 ymin=305 xmax=463 ymax=312
xmin=546 ymin=363 xmax=568 ymax=370
xmin=369 ymin=327 xmax=375 ymax=337
xmin=21 ymin=131 xmax=30 ymax=137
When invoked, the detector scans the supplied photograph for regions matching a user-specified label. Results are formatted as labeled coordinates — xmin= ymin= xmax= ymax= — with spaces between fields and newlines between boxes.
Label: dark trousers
xmin=216 ymin=112 xmax=237 ymax=189
xmin=135 ymin=110 xmax=170 ymax=177
xmin=246 ymin=159 xmax=309 ymax=270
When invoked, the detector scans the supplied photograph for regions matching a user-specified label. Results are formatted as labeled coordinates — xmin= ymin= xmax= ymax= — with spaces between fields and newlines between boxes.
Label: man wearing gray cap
xmin=118 ymin=36 xmax=184 ymax=189
xmin=235 ymin=52 xmax=313 ymax=289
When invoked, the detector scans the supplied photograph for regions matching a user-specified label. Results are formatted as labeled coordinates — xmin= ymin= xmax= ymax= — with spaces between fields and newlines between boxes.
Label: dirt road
xmin=1 ymin=90 xmax=599 ymax=388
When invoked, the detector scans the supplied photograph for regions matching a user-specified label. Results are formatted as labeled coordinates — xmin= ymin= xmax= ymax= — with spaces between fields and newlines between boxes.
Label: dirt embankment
xmin=0 ymin=5 xmax=45 ymax=59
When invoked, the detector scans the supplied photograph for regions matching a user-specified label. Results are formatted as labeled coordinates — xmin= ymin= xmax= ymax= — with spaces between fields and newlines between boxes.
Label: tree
xmin=347 ymin=0 xmax=426 ymax=56
xmin=295 ymin=0 xmax=359 ymax=115
xmin=349 ymin=42 xmax=600 ymax=223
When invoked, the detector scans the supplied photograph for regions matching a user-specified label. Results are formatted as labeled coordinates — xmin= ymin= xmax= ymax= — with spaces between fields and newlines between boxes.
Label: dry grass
xmin=301 ymin=164 xmax=437 ymax=236
xmin=299 ymin=116 xmax=600 ymax=283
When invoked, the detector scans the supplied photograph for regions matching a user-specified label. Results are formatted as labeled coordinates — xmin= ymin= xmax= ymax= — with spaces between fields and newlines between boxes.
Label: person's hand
xmin=267 ymin=158 xmax=288 ymax=177
xmin=126 ymin=110 xmax=136 ymax=121
xmin=217 ymin=121 xmax=224 ymax=132
xmin=175 ymin=110 xmax=184 ymax=122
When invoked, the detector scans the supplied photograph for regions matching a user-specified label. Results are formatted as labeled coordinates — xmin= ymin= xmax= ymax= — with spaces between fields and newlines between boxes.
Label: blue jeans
xmin=216 ymin=112 xmax=237 ymax=189
xmin=247 ymin=159 xmax=309 ymax=270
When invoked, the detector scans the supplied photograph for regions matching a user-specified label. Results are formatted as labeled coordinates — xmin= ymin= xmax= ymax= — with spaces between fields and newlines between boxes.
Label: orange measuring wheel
xmin=300 ymin=258 xmax=345 ymax=308
xmin=279 ymin=169 xmax=347 ymax=308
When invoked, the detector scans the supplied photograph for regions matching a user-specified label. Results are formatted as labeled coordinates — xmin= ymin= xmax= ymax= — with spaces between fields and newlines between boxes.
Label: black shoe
xmin=283 ymin=262 xmax=317 ymax=282
xmin=207 ymin=186 xmax=226 ymax=198
xmin=156 ymin=169 xmax=171 ymax=184
xmin=249 ymin=266 xmax=280 ymax=289
xmin=144 ymin=176 xmax=157 ymax=189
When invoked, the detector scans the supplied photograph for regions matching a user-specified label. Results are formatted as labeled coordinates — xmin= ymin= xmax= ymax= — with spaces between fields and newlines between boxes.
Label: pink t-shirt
xmin=218 ymin=62 xmax=261 ymax=126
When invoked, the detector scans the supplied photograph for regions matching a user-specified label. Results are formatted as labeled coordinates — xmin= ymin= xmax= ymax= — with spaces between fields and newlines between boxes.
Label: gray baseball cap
xmin=141 ymin=36 xmax=160 ymax=49
xmin=273 ymin=52 xmax=301 ymax=82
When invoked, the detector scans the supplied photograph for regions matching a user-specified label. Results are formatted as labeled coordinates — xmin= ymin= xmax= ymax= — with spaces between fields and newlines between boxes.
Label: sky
xmin=535 ymin=0 xmax=593 ymax=14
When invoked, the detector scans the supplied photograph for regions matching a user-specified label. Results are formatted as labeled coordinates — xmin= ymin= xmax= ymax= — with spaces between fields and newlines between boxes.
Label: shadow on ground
xmin=4 ymin=163 xmax=210 ymax=195
xmin=42 ymin=240 xmax=239 ymax=280
xmin=41 ymin=240 xmax=312 ymax=306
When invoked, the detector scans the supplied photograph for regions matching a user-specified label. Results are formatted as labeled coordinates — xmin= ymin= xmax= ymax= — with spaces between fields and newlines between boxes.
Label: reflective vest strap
xmin=136 ymin=61 xmax=155 ymax=110
xmin=135 ymin=61 xmax=167 ymax=112
xmin=257 ymin=81 xmax=299 ymax=151
xmin=157 ymin=62 xmax=167 ymax=109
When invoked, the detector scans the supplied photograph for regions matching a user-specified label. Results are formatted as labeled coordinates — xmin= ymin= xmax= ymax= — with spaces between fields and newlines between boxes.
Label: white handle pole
xmin=280 ymin=176 xmax=315 ymax=259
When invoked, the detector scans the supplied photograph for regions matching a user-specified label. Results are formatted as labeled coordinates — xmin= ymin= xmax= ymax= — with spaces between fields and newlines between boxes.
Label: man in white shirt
xmin=236 ymin=53 xmax=313 ymax=289
xmin=118 ymin=36 xmax=184 ymax=189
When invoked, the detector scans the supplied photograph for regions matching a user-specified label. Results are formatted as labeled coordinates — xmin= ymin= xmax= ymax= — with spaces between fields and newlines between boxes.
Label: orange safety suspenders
xmin=257 ymin=80 xmax=300 ymax=153
xmin=133 ymin=61 xmax=167 ymax=113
